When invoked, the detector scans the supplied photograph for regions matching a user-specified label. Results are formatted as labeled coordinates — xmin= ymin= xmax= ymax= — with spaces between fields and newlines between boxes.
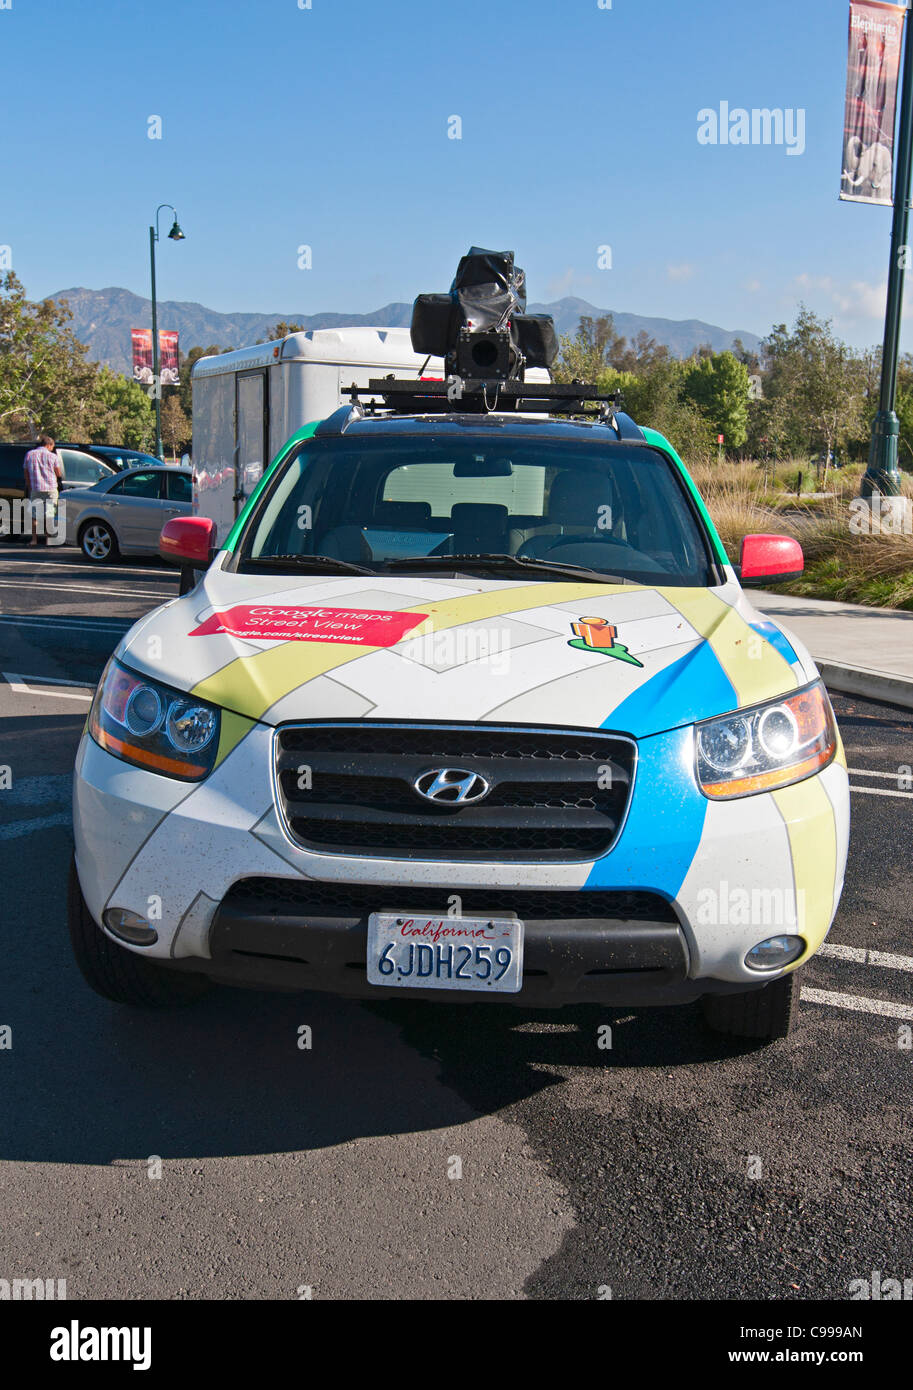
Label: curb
xmin=817 ymin=660 xmax=913 ymax=712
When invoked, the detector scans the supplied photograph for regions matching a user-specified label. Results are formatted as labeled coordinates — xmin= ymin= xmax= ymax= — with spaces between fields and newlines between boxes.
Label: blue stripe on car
xmin=584 ymin=724 xmax=708 ymax=898
xmin=606 ymin=639 xmax=738 ymax=739
xmin=748 ymin=620 xmax=798 ymax=665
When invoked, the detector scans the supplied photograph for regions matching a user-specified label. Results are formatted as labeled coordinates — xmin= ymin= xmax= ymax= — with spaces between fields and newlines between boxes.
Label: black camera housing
xmin=410 ymin=294 xmax=460 ymax=357
xmin=513 ymin=314 xmax=558 ymax=371
xmin=409 ymin=248 xmax=558 ymax=381
xmin=453 ymin=326 xmax=515 ymax=381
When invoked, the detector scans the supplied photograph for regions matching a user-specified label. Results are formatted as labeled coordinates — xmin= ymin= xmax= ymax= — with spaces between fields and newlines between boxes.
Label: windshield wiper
xmin=380 ymin=553 xmax=625 ymax=584
xmin=239 ymin=554 xmax=376 ymax=575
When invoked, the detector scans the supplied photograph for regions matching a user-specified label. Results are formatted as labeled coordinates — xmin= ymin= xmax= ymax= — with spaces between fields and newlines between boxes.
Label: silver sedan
xmin=64 ymin=466 xmax=192 ymax=563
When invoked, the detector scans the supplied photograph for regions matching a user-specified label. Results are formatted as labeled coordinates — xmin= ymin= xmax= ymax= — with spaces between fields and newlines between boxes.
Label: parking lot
xmin=1 ymin=545 xmax=911 ymax=1300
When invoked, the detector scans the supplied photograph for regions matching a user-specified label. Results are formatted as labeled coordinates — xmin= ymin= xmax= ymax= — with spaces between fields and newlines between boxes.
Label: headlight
xmin=89 ymin=659 xmax=221 ymax=781
xmin=695 ymin=680 xmax=837 ymax=799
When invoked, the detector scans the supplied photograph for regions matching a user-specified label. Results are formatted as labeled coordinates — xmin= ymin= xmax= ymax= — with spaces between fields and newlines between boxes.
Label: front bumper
xmin=203 ymin=876 xmax=706 ymax=1005
xmin=72 ymin=716 xmax=850 ymax=1006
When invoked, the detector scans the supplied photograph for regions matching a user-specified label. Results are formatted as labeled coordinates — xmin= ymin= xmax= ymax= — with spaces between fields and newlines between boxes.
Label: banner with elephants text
xmin=131 ymin=329 xmax=180 ymax=386
xmin=841 ymin=0 xmax=906 ymax=205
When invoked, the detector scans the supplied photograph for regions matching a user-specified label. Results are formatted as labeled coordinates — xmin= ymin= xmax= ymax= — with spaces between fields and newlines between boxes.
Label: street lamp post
xmin=864 ymin=0 xmax=913 ymax=499
xmin=148 ymin=204 xmax=186 ymax=461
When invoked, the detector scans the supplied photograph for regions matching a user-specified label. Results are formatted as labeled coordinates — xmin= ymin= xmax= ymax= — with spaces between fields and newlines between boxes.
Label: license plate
xmin=367 ymin=912 xmax=524 ymax=993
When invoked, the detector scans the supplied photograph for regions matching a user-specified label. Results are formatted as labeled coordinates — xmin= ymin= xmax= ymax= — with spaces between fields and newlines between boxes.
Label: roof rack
xmin=340 ymin=375 xmax=637 ymax=429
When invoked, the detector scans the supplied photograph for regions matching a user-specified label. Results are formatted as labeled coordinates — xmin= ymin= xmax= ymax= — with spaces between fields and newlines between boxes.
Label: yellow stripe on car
xmin=772 ymin=775 xmax=838 ymax=967
xmin=213 ymin=711 xmax=256 ymax=768
xmin=658 ymin=588 xmax=798 ymax=706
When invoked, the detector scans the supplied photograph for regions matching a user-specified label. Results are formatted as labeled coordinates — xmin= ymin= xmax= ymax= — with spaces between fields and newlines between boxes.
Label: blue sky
xmin=1 ymin=0 xmax=908 ymax=349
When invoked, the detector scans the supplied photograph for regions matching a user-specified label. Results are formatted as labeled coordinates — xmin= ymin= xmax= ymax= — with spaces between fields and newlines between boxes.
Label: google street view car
xmin=69 ymin=249 xmax=849 ymax=1042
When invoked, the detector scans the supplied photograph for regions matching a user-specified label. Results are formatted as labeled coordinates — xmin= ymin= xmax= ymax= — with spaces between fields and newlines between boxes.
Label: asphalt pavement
xmin=1 ymin=545 xmax=911 ymax=1300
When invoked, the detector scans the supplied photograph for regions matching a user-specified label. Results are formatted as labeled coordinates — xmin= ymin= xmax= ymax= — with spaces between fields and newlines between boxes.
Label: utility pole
xmin=149 ymin=225 xmax=160 ymax=459
xmin=148 ymin=205 xmax=186 ymax=462
xmin=864 ymin=0 xmax=913 ymax=498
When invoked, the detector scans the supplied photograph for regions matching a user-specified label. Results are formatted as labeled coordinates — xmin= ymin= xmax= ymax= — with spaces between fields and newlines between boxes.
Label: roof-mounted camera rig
xmin=411 ymin=246 xmax=557 ymax=382
xmin=340 ymin=247 xmax=627 ymax=422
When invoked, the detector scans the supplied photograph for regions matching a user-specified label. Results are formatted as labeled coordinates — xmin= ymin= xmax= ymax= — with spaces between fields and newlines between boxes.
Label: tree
xmin=161 ymin=394 xmax=192 ymax=460
xmin=758 ymin=308 xmax=866 ymax=480
xmin=730 ymin=336 xmax=761 ymax=372
xmin=553 ymin=319 xmax=714 ymax=465
xmin=178 ymin=344 xmax=226 ymax=419
xmin=614 ymin=329 xmax=670 ymax=374
xmin=91 ymin=367 xmax=154 ymax=450
xmin=554 ymin=315 xmax=671 ymax=382
xmin=266 ymin=321 xmax=306 ymax=341
xmin=553 ymin=315 xmax=628 ymax=381
xmin=0 ymin=273 xmax=99 ymax=438
xmin=621 ymin=356 xmax=715 ymax=463
xmin=682 ymin=350 xmax=750 ymax=450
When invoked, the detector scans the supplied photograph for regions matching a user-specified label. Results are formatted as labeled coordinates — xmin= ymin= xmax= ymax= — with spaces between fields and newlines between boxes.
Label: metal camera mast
xmin=341 ymin=247 xmax=635 ymax=434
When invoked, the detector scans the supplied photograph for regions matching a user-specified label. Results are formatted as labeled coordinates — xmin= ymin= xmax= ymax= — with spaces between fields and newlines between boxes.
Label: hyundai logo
xmin=413 ymin=767 xmax=491 ymax=805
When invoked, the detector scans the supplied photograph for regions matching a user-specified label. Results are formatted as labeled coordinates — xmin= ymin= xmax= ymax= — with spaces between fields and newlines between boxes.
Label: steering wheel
xmin=517 ymin=533 xmax=631 ymax=558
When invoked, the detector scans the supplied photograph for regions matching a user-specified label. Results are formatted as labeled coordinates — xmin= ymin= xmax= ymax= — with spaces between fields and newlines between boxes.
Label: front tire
xmin=67 ymin=856 xmax=209 ymax=1007
xmin=80 ymin=520 xmax=119 ymax=564
xmin=701 ymin=971 xmax=799 ymax=1041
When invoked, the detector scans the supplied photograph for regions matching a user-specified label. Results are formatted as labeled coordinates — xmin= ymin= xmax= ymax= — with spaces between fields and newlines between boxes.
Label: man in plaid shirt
xmin=23 ymin=433 xmax=63 ymax=546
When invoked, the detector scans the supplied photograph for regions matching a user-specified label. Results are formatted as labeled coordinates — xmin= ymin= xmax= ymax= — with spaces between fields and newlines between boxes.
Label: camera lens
xmin=471 ymin=338 xmax=499 ymax=369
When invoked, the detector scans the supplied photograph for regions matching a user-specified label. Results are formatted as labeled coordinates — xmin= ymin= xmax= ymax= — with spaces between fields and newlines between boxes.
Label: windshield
xmin=237 ymin=434 xmax=717 ymax=586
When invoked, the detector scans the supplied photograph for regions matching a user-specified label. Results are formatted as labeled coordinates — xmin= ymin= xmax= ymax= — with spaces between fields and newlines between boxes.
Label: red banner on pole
xmin=841 ymin=0 xmax=907 ymax=205
xmin=131 ymin=329 xmax=153 ymax=384
xmin=131 ymin=328 xmax=180 ymax=385
xmin=159 ymin=330 xmax=180 ymax=386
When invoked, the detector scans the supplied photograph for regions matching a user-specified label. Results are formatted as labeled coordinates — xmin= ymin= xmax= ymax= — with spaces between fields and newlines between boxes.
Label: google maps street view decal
xmin=567 ymin=616 xmax=644 ymax=666
xmin=189 ymin=604 xmax=428 ymax=646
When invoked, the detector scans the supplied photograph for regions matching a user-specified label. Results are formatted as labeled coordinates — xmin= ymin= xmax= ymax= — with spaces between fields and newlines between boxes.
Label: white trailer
xmin=190 ymin=326 xmax=445 ymax=541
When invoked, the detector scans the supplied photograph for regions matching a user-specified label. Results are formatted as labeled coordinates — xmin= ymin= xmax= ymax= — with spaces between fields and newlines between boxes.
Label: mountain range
xmin=46 ymin=285 xmax=762 ymax=375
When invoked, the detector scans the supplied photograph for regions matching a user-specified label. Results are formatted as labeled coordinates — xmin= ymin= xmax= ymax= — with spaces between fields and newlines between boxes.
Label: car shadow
xmin=3 ymin=874 xmax=757 ymax=1167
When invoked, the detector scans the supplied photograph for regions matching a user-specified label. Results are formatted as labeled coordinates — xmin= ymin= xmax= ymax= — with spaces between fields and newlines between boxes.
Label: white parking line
xmin=0 ymin=774 xmax=71 ymax=806
xmin=0 ymin=812 xmax=72 ymax=841
xmin=818 ymin=942 xmax=913 ymax=971
xmin=848 ymin=767 xmax=913 ymax=798
xmin=848 ymin=768 xmax=911 ymax=780
xmin=801 ymin=986 xmax=913 ymax=1022
xmin=4 ymin=559 xmax=170 ymax=577
xmin=806 ymin=940 xmax=913 ymax=1022
xmin=0 ymin=613 xmax=125 ymax=624
xmin=0 ymin=577 xmax=166 ymax=599
xmin=2 ymin=673 xmax=94 ymax=701
xmin=849 ymin=786 xmax=913 ymax=799
xmin=0 ymin=616 xmax=127 ymax=634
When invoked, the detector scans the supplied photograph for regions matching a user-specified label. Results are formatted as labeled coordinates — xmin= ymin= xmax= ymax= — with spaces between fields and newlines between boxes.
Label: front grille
xmin=274 ymin=722 xmax=635 ymax=861
xmin=223 ymin=877 xmax=678 ymax=924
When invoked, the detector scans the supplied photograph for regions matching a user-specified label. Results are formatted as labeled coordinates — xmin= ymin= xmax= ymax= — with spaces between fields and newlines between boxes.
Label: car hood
xmin=118 ymin=569 xmax=815 ymax=740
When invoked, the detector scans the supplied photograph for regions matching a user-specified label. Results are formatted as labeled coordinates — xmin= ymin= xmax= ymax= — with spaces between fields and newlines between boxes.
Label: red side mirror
xmin=739 ymin=533 xmax=804 ymax=585
xmin=159 ymin=516 xmax=217 ymax=568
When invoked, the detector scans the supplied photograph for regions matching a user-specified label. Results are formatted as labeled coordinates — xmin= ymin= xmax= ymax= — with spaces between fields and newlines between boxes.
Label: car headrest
xmin=548 ymin=471 xmax=616 ymax=527
xmin=450 ymin=502 xmax=509 ymax=529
